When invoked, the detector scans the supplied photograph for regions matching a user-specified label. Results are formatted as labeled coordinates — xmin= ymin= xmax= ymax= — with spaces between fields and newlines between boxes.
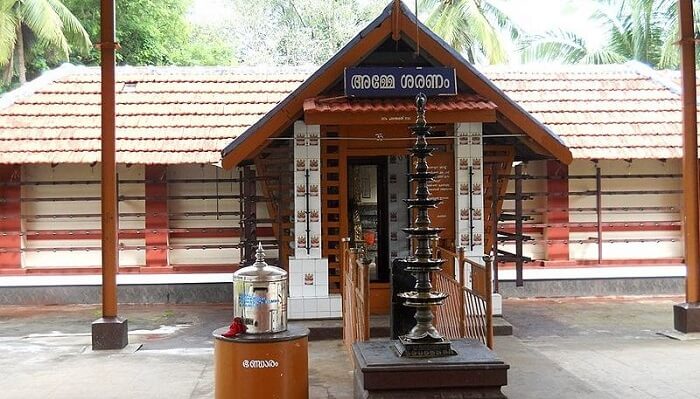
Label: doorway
xmin=348 ymin=158 xmax=389 ymax=283
xmin=347 ymin=156 xmax=411 ymax=315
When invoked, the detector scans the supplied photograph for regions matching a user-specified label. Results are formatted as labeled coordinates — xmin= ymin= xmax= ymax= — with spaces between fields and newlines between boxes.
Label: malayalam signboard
xmin=344 ymin=67 xmax=457 ymax=98
xmin=426 ymin=151 xmax=455 ymax=241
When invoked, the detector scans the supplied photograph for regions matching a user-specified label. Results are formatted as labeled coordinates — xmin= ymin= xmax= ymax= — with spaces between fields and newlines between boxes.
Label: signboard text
xmin=344 ymin=67 xmax=457 ymax=97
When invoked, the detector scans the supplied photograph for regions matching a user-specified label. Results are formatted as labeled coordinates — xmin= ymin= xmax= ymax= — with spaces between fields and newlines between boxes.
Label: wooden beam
xmin=144 ymin=165 xmax=169 ymax=269
xmin=304 ymin=109 xmax=496 ymax=125
xmin=544 ymin=161 xmax=570 ymax=262
xmin=0 ymin=165 xmax=21 ymax=270
xmin=397 ymin=15 xmax=572 ymax=165
xmin=221 ymin=18 xmax=393 ymax=169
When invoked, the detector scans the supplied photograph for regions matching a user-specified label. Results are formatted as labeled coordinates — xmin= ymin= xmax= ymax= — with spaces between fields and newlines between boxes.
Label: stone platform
xmin=353 ymin=339 xmax=509 ymax=398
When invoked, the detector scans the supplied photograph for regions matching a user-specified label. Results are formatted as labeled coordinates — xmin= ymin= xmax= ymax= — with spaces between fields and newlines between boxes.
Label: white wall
xmin=501 ymin=159 xmax=683 ymax=263
xmin=17 ymin=163 xmax=274 ymax=270
xmin=167 ymin=164 xmax=273 ymax=266
xmin=22 ymin=164 xmax=145 ymax=268
xmin=568 ymin=159 xmax=682 ymax=260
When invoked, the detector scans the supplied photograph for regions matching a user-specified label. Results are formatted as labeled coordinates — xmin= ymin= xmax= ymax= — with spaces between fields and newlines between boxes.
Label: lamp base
xmin=393 ymin=336 xmax=457 ymax=358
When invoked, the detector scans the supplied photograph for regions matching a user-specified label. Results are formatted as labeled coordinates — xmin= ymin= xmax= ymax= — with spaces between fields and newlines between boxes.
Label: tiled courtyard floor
xmin=0 ymin=296 xmax=698 ymax=398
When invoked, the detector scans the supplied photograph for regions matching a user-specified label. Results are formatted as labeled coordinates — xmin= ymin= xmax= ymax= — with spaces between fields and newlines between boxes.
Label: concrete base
xmin=493 ymin=316 xmax=513 ymax=336
xmin=673 ymin=302 xmax=700 ymax=333
xmin=499 ymin=277 xmax=683 ymax=298
xmin=91 ymin=317 xmax=128 ymax=350
xmin=353 ymin=339 xmax=509 ymax=398
xmin=0 ymin=283 xmax=232 ymax=305
xmin=492 ymin=293 xmax=503 ymax=316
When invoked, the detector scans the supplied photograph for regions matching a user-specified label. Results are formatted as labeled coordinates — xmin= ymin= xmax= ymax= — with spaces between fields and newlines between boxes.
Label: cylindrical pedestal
xmin=213 ymin=325 xmax=309 ymax=399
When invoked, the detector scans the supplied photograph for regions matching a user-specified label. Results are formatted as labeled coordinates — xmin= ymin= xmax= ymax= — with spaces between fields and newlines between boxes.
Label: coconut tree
xmin=520 ymin=28 xmax=629 ymax=65
xmin=0 ymin=0 xmax=91 ymax=85
xmin=521 ymin=0 xmax=689 ymax=68
xmin=420 ymin=0 xmax=521 ymax=64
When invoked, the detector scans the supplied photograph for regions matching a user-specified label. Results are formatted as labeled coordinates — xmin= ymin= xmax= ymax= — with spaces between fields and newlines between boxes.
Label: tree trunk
xmin=15 ymin=23 xmax=26 ymax=85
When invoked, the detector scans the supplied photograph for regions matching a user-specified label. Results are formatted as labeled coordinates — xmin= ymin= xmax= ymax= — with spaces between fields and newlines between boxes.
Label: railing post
xmin=350 ymin=249 xmax=357 ymax=322
xmin=342 ymin=240 xmax=353 ymax=350
xmin=515 ymin=163 xmax=524 ymax=286
xmin=596 ymin=166 xmax=603 ymax=264
xmin=491 ymin=163 xmax=499 ymax=293
xmin=362 ymin=260 xmax=370 ymax=340
xmin=483 ymin=255 xmax=494 ymax=349
xmin=457 ymin=247 xmax=467 ymax=338
xmin=341 ymin=238 xmax=349 ymax=281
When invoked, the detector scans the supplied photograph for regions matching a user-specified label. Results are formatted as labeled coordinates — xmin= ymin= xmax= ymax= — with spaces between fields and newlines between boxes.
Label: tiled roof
xmin=482 ymin=63 xmax=684 ymax=159
xmin=0 ymin=62 xmax=688 ymax=163
xmin=304 ymin=94 xmax=496 ymax=114
xmin=0 ymin=64 xmax=311 ymax=164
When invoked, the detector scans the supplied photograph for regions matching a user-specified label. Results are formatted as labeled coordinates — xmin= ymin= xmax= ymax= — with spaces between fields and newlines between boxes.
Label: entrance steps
xmin=291 ymin=315 xmax=513 ymax=341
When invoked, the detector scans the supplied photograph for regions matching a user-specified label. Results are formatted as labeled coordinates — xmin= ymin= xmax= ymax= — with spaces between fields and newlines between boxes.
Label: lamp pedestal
xmin=354 ymin=340 xmax=509 ymax=399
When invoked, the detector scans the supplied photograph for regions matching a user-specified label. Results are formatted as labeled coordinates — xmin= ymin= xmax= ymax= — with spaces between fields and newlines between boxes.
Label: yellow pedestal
xmin=213 ymin=326 xmax=309 ymax=399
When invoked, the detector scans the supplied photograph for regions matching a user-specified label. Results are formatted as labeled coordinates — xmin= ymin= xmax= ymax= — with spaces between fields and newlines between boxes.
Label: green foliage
xmin=520 ymin=0 xmax=700 ymax=68
xmin=0 ymin=0 xmax=91 ymax=84
xmin=421 ymin=0 xmax=521 ymax=64
xmin=521 ymin=28 xmax=629 ymax=65
xmin=231 ymin=0 xmax=384 ymax=66
xmin=63 ymin=0 xmax=234 ymax=66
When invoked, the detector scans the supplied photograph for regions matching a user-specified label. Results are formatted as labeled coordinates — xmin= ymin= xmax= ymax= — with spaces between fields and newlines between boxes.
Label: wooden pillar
xmin=145 ymin=165 xmax=169 ymax=268
xmin=242 ymin=166 xmax=257 ymax=265
xmin=92 ymin=0 xmax=128 ymax=350
xmin=0 ymin=165 xmax=22 ymax=271
xmin=680 ymin=0 xmax=700 ymax=304
xmin=100 ymin=0 xmax=118 ymax=318
xmin=595 ymin=166 xmax=603 ymax=263
xmin=674 ymin=0 xmax=700 ymax=333
xmin=544 ymin=160 xmax=569 ymax=262
xmin=514 ymin=164 xmax=524 ymax=286
xmin=490 ymin=163 xmax=499 ymax=293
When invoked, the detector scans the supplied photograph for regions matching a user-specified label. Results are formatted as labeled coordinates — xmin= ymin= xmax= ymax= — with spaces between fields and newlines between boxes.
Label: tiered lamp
xmin=394 ymin=93 xmax=456 ymax=358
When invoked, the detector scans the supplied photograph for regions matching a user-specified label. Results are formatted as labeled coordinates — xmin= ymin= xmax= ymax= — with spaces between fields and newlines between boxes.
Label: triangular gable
xmin=221 ymin=1 xmax=572 ymax=169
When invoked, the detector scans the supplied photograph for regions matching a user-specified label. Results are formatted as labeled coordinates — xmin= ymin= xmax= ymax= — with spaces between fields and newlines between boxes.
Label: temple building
xmin=0 ymin=2 xmax=688 ymax=314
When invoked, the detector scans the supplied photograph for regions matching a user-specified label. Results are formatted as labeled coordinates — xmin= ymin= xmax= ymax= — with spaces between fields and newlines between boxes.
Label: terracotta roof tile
xmin=482 ymin=63 xmax=686 ymax=159
xmin=304 ymin=93 xmax=496 ymax=114
xmin=0 ymin=65 xmax=310 ymax=164
xmin=0 ymin=62 xmax=690 ymax=163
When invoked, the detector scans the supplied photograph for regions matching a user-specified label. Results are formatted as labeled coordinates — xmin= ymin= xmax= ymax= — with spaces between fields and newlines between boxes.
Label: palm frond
xmin=19 ymin=0 xmax=68 ymax=57
xmin=422 ymin=0 xmax=514 ymax=64
xmin=520 ymin=30 xmax=587 ymax=64
xmin=579 ymin=46 xmax=628 ymax=64
xmin=521 ymin=29 xmax=626 ymax=65
xmin=481 ymin=1 xmax=520 ymax=41
xmin=45 ymin=0 xmax=90 ymax=53
xmin=460 ymin=0 xmax=508 ymax=63
xmin=592 ymin=5 xmax=633 ymax=58
xmin=0 ymin=6 xmax=18 ymax=66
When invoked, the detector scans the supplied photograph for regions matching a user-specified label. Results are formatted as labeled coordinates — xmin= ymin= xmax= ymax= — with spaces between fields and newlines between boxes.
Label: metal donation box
xmin=232 ymin=248 xmax=288 ymax=334
xmin=213 ymin=244 xmax=309 ymax=399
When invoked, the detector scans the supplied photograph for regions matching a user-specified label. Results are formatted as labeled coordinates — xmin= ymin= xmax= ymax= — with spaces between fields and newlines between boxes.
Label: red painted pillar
xmin=145 ymin=165 xmax=169 ymax=269
xmin=0 ymin=165 xmax=22 ymax=271
xmin=544 ymin=161 xmax=570 ymax=262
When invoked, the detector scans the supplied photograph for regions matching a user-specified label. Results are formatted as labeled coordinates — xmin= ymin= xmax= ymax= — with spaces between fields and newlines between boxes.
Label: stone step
xmin=494 ymin=316 xmax=514 ymax=336
xmin=293 ymin=315 xmax=513 ymax=341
